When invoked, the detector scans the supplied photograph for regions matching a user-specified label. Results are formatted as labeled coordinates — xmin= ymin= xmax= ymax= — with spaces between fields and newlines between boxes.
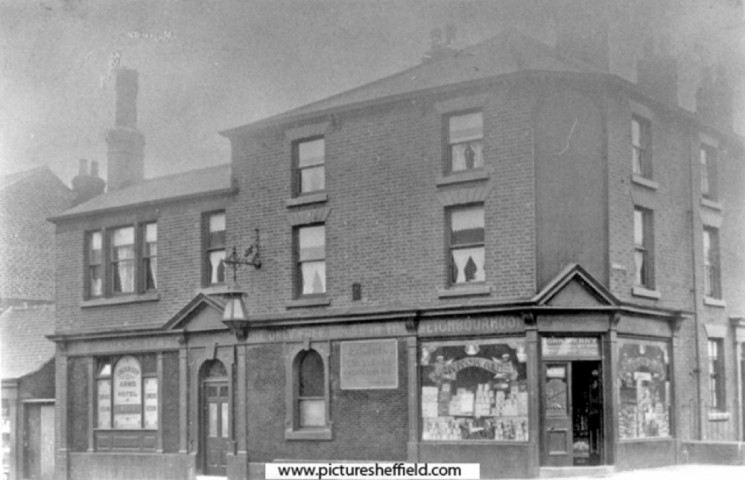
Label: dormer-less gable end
xmin=163 ymin=293 xmax=228 ymax=332
xmin=533 ymin=263 xmax=618 ymax=308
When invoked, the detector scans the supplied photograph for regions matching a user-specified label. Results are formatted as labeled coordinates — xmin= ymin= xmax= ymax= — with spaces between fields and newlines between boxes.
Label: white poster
xmin=144 ymin=377 xmax=158 ymax=429
xmin=113 ymin=356 xmax=142 ymax=429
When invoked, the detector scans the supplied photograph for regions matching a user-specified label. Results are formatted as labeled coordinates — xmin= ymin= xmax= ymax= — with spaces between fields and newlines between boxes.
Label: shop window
xmin=286 ymin=343 xmax=331 ymax=440
xmin=295 ymin=224 xmax=326 ymax=296
xmin=85 ymin=223 xmax=158 ymax=298
xmin=448 ymin=205 xmax=485 ymax=285
xmin=631 ymin=115 xmax=652 ymax=179
xmin=295 ymin=137 xmax=325 ymax=194
xmin=703 ymin=227 xmax=721 ymax=299
xmin=633 ymin=207 xmax=654 ymax=289
xmin=708 ymin=339 xmax=725 ymax=411
xmin=204 ymin=211 xmax=226 ymax=285
xmin=420 ymin=338 xmax=528 ymax=441
xmin=617 ymin=340 xmax=671 ymax=439
xmin=447 ymin=111 xmax=483 ymax=173
xmin=700 ymin=144 xmax=718 ymax=200
xmin=96 ymin=355 xmax=158 ymax=431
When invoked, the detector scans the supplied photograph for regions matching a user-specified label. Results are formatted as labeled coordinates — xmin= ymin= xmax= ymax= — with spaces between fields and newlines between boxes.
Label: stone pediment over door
xmin=532 ymin=263 xmax=619 ymax=308
xmin=162 ymin=293 xmax=229 ymax=332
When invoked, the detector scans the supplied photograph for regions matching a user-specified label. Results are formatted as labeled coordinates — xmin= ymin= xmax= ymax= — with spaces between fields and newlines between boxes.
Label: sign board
xmin=113 ymin=355 xmax=142 ymax=428
xmin=418 ymin=316 xmax=523 ymax=337
xmin=143 ymin=377 xmax=158 ymax=429
xmin=340 ymin=339 xmax=398 ymax=390
xmin=542 ymin=337 xmax=600 ymax=358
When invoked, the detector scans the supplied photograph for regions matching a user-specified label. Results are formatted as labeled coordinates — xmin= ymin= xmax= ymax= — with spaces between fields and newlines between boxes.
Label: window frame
xmin=95 ymin=355 xmax=158 ymax=432
xmin=141 ymin=222 xmax=157 ymax=292
xmin=703 ymin=226 xmax=722 ymax=299
xmin=84 ymin=223 xmax=158 ymax=299
xmin=285 ymin=342 xmax=332 ymax=440
xmin=708 ymin=339 xmax=726 ymax=412
xmin=445 ymin=110 xmax=484 ymax=174
xmin=633 ymin=207 xmax=655 ymax=290
xmin=446 ymin=204 xmax=486 ymax=286
xmin=294 ymin=136 xmax=326 ymax=196
xmin=294 ymin=223 xmax=326 ymax=298
xmin=631 ymin=115 xmax=652 ymax=179
xmin=700 ymin=144 xmax=718 ymax=200
xmin=203 ymin=210 xmax=227 ymax=287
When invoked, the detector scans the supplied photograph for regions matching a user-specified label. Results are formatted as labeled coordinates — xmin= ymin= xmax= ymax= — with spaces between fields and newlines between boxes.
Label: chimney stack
xmin=636 ymin=36 xmax=679 ymax=106
xmin=71 ymin=158 xmax=106 ymax=206
xmin=696 ymin=65 xmax=734 ymax=130
xmin=106 ymin=67 xmax=145 ymax=191
xmin=422 ymin=25 xmax=458 ymax=63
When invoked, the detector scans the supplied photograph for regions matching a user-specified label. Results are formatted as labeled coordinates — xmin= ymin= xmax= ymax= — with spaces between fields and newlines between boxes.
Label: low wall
xmin=69 ymin=452 xmax=194 ymax=480
xmin=615 ymin=439 xmax=676 ymax=470
xmin=682 ymin=441 xmax=745 ymax=465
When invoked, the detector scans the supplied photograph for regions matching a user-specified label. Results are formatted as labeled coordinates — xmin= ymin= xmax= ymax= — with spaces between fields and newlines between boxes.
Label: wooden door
xmin=542 ymin=363 xmax=573 ymax=466
xmin=24 ymin=405 xmax=41 ymax=479
xmin=203 ymin=381 xmax=230 ymax=476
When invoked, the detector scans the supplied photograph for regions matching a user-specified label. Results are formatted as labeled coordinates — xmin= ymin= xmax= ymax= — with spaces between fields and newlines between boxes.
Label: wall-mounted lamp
xmin=222 ymin=229 xmax=261 ymax=341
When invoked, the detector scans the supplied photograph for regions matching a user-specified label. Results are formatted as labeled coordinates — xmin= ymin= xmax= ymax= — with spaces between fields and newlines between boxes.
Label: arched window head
xmin=297 ymin=349 xmax=325 ymax=428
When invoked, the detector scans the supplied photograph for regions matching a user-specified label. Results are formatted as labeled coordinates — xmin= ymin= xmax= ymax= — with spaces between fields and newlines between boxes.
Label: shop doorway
xmin=23 ymin=402 xmax=55 ymax=480
xmin=200 ymin=360 xmax=230 ymax=476
xmin=541 ymin=361 xmax=603 ymax=467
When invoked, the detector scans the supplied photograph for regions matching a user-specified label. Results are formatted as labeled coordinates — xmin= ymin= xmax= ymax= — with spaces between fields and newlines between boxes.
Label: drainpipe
xmin=687 ymin=124 xmax=703 ymax=440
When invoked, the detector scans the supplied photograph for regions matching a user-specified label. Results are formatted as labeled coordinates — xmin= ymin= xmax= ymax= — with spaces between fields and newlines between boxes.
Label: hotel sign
xmin=340 ymin=339 xmax=398 ymax=390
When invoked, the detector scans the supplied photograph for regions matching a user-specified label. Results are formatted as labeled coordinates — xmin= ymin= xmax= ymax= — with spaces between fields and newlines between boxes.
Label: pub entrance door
xmin=541 ymin=361 xmax=603 ymax=467
xmin=200 ymin=360 xmax=230 ymax=476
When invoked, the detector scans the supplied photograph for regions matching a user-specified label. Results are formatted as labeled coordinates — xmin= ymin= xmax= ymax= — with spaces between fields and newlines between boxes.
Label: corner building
xmin=51 ymin=30 xmax=745 ymax=479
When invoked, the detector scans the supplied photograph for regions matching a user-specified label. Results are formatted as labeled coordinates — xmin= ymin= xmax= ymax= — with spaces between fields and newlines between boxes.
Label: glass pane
xmin=300 ymin=261 xmax=326 ymax=294
xmin=113 ymin=356 xmax=142 ymax=429
xmin=210 ymin=250 xmax=226 ymax=284
xmin=631 ymin=118 xmax=641 ymax=147
xmin=451 ymin=142 xmax=483 ymax=171
xmin=300 ymin=165 xmax=325 ymax=192
xmin=90 ymin=231 xmax=102 ymax=251
xmin=209 ymin=230 xmax=226 ymax=249
xmin=298 ymin=138 xmax=325 ymax=167
xmin=145 ymin=223 xmax=157 ymax=242
xmin=451 ymin=247 xmax=485 ymax=283
xmin=209 ymin=212 xmax=225 ymax=233
xmin=545 ymin=377 xmax=568 ymax=415
xmin=113 ymin=260 xmax=135 ymax=293
xmin=144 ymin=378 xmax=158 ymax=429
xmin=90 ymin=265 xmax=103 ymax=296
xmin=209 ymin=403 xmax=218 ymax=437
xmin=89 ymin=232 xmax=102 ymax=263
xmin=144 ymin=258 xmax=157 ymax=290
xmin=97 ymin=379 xmax=112 ymax=429
xmin=633 ymin=210 xmax=644 ymax=246
xmin=299 ymin=351 xmax=324 ymax=397
xmin=450 ymin=208 xmax=484 ymax=245
xmin=449 ymin=112 xmax=483 ymax=143
xmin=299 ymin=226 xmax=325 ymax=261
xmin=112 ymin=226 xmax=134 ymax=247
xmin=634 ymin=250 xmax=646 ymax=286
xmin=632 ymin=147 xmax=642 ymax=175
xmin=299 ymin=399 xmax=326 ymax=427
xmin=221 ymin=402 xmax=229 ymax=438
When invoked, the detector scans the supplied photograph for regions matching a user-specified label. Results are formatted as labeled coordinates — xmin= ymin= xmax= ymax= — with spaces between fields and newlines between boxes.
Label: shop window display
xmin=420 ymin=338 xmax=528 ymax=441
xmin=617 ymin=340 xmax=670 ymax=439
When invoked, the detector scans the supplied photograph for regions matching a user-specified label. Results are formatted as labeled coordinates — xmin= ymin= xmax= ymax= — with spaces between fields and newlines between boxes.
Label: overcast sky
xmin=1 ymin=0 xmax=744 ymax=185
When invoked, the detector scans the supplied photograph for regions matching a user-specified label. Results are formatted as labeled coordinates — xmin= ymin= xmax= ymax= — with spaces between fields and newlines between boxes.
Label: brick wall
xmin=245 ymin=339 xmax=408 ymax=461
xmin=162 ymin=351 xmax=180 ymax=453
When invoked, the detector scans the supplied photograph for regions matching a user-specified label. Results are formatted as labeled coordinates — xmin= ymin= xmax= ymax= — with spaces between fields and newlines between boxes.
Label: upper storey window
xmin=631 ymin=115 xmax=652 ymax=179
xmin=633 ymin=207 xmax=654 ymax=289
xmin=205 ymin=211 xmax=226 ymax=285
xmin=296 ymin=138 xmax=325 ymax=194
xmin=85 ymin=223 xmax=158 ymax=299
xmin=448 ymin=205 xmax=485 ymax=285
xmin=448 ymin=112 xmax=483 ymax=173
xmin=700 ymin=144 xmax=718 ymax=200
xmin=703 ymin=227 xmax=721 ymax=299
xmin=296 ymin=224 xmax=326 ymax=296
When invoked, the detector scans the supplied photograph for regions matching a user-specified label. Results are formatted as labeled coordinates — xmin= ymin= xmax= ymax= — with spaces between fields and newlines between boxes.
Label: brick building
xmin=49 ymin=27 xmax=744 ymax=480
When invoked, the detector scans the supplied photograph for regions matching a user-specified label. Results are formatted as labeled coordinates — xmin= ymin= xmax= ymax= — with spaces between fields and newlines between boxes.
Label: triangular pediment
xmin=163 ymin=293 xmax=228 ymax=332
xmin=533 ymin=264 xmax=618 ymax=307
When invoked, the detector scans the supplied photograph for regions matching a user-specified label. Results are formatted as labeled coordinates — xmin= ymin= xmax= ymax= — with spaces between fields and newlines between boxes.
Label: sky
xmin=1 ymin=0 xmax=744 ymax=186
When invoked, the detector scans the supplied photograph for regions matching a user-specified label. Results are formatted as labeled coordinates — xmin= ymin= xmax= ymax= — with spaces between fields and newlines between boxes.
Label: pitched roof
xmin=222 ymin=29 xmax=598 ymax=136
xmin=51 ymin=164 xmax=232 ymax=220
xmin=0 ymin=304 xmax=56 ymax=380
xmin=0 ymin=166 xmax=65 ymax=192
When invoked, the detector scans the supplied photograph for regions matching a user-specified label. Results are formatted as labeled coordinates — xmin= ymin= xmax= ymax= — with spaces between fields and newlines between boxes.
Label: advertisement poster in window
xmin=143 ymin=377 xmax=158 ymax=429
xmin=97 ymin=379 xmax=111 ymax=429
xmin=113 ymin=356 xmax=142 ymax=429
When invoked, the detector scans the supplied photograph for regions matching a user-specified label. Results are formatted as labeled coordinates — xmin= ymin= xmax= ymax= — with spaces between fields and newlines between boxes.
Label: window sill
xmin=436 ymin=169 xmax=489 ymax=187
xmin=632 ymin=286 xmax=661 ymax=300
xmin=438 ymin=284 xmax=491 ymax=298
xmin=286 ymin=296 xmax=331 ymax=309
xmin=700 ymin=197 xmax=723 ymax=211
xmin=197 ymin=284 xmax=230 ymax=295
xmin=285 ymin=428 xmax=333 ymax=441
xmin=81 ymin=292 xmax=159 ymax=308
xmin=286 ymin=192 xmax=328 ymax=208
xmin=707 ymin=411 xmax=730 ymax=422
xmin=631 ymin=175 xmax=659 ymax=190
xmin=704 ymin=296 xmax=726 ymax=308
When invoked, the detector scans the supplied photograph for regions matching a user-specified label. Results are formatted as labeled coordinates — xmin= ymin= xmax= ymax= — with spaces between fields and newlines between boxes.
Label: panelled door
xmin=542 ymin=362 xmax=573 ymax=466
xmin=201 ymin=359 xmax=230 ymax=476
xmin=23 ymin=403 xmax=55 ymax=480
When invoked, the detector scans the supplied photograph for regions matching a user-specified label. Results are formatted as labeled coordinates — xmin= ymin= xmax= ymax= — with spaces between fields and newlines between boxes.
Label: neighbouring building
xmin=49 ymin=25 xmax=744 ymax=480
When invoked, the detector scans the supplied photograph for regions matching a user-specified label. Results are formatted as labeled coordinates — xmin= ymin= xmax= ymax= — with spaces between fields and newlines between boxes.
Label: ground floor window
xmin=420 ymin=338 xmax=528 ymax=441
xmin=97 ymin=354 xmax=158 ymax=430
xmin=617 ymin=339 xmax=670 ymax=439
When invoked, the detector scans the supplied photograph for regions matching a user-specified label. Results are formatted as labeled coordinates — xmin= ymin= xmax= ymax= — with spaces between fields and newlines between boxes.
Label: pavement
xmin=525 ymin=464 xmax=745 ymax=480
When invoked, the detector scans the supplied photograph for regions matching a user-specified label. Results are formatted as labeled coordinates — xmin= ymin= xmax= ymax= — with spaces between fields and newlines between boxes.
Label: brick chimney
xmin=636 ymin=37 xmax=679 ymax=106
xmin=696 ymin=65 xmax=734 ymax=130
xmin=106 ymin=67 xmax=144 ymax=191
xmin=422 ymin=25 xmax=458 ymax=63
xmin=71 ymin=158 xmax=106 ymax=206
